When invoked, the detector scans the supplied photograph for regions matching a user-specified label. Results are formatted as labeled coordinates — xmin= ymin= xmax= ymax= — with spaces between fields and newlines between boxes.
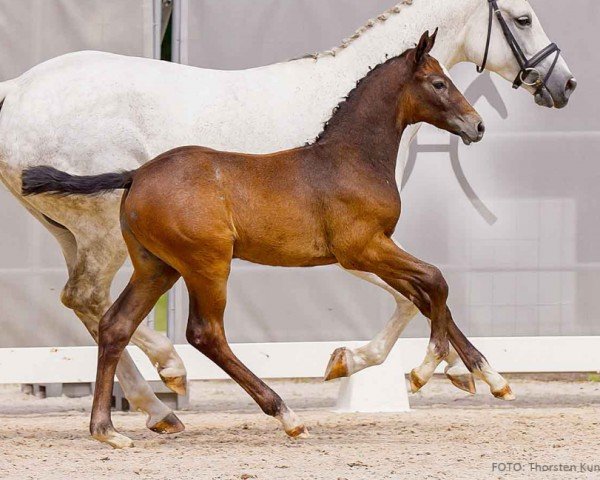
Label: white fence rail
xmin=1 ymin=336 xmax=599 ymax=385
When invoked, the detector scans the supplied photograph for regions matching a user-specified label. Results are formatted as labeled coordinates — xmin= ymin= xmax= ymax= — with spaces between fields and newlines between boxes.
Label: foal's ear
xmin=427 ymin=27 xmax=438 ymax=52
xmin=414 ymin=30 xmax=430 ymax=66
xmin=414 ymin=28 xmax=438 ymax=66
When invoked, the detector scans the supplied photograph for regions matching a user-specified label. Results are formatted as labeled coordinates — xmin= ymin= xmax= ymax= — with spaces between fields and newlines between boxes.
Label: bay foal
xmin=23 ymin=31 xmax=512 ymax=448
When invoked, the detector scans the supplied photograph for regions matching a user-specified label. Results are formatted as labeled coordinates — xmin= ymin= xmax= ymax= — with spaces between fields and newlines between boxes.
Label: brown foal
xmin=22 ymin=31 xmax=512 ymax=449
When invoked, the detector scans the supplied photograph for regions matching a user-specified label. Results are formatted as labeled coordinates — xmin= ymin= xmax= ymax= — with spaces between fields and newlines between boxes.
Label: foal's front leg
xmin=338 ymin=235 xmax=513 ymax=399
xmin=325 ymin=267 xmax=476 ymax=394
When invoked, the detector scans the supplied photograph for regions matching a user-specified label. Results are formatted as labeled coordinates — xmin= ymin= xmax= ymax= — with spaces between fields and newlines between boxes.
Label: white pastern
xmin=92 ymin=430 xmax=134 ymax=449
xmin=276 ymin=409 xmax=309 ymax=438
xmin=410 ymin=341 xmax=446 ymax=392
xmin=473 ymin=360 xmax=515 ymax=400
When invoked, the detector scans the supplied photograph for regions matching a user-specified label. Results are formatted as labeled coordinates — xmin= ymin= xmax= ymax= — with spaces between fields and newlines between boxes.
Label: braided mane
xmin=298 ymin=0 xmax=415 ymax=60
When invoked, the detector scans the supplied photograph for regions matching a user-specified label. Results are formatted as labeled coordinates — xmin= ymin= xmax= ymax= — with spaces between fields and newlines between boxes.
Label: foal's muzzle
xmin=456 ymin=117 xmax=485 ymax=146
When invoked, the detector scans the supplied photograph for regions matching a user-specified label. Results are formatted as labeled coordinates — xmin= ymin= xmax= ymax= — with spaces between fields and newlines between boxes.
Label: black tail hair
xmin=21 ymin=166 xmax=134 ymax=196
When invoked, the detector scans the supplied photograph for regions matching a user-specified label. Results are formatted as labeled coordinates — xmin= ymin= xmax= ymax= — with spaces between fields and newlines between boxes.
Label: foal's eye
xmin=515 ymin=16 xmax=532 ymax=27
xmin=432 ymin=80 xmax=446 ymax=91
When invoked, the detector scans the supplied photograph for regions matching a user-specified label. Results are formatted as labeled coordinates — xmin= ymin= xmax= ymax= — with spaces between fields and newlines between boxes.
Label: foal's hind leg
xmin=52 ymin=226 xmax=184 ymax=432
xmin=16 ymin=204 xmax=185 ymax=433
xmin=90 ymin=238 xmax=180 ymax=448
xmin=182 ymin=248 xmax=308 ymax=438
xmin=325 ymin=267 xmax=475 ymax=394
xmin=446 ymin=312 xmax=514 ymax=400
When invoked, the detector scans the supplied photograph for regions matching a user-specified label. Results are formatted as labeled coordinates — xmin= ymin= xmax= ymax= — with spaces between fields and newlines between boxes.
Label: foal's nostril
xmin=477 ymin=121 xmax=486 ymax=136
xmin=565 ymin=77 xmax=578 ymax=98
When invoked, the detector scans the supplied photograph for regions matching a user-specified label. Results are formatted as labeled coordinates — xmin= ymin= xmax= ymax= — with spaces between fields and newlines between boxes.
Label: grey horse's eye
xmin=515 ymin=15 xmax=532 ymax=27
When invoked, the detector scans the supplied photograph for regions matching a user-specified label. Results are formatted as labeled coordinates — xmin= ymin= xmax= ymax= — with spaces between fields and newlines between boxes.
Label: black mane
xmin=312 ymin=50 xmax=411 ymax=144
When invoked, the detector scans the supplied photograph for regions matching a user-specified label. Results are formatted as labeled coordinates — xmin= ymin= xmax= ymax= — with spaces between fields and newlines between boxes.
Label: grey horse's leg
xmin=41 ymin=217 xmax=186 ymax=432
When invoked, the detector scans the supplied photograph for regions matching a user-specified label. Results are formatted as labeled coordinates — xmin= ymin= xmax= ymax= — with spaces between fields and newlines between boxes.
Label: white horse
xmin=0 ymin=0 xmax=575 ymax=433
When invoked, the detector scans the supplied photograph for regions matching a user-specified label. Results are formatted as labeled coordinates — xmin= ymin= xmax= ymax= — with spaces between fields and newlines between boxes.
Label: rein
xmin=476 ymin=0 xmax=561 ymax=90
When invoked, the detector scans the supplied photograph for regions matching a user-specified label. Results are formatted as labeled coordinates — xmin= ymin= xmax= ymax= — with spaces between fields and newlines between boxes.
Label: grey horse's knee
xmin=61 ymin=277 xmax=109 ymax=319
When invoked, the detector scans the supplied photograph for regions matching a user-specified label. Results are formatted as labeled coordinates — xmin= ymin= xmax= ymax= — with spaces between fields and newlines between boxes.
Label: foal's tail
xmin=21 ymin=166 xmax=135 ymax=196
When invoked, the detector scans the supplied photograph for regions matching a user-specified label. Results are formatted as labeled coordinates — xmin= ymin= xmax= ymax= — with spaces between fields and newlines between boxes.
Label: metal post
xmin=145 ymin=0 xmax=163 ymax=332
xmin=152 ymin=0 xmax=163 ymax=60
xmin=171 ymin=0 xmax=182 ymax=64
xmin=167 ymin=287 xmax=177 ymax=340
xmin=161 ymin=0 xmax=173 ymax=40
xmin=146 ymin=309 xmax=156 ymax=330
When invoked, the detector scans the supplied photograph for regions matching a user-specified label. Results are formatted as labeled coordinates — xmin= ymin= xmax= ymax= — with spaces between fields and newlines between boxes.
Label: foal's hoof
xmin=445 ymin=372 xmax=476 ymax=395
xmin=324 ymin=348 xmax=350 ymax=381
xmin=409 ymin=369 xmax=426 ymax=393
xmin=159 ymin=372 xmax=188 ymax=396
xmin=492 ymin=384 xmax=516 ymax=401
xmin=149 ymin=412 xmax=186 ymax=435
xmin=92 ymin=430 xmax=134 ymax=449
xmin=286 ymin=425 xmax=310 ymax=439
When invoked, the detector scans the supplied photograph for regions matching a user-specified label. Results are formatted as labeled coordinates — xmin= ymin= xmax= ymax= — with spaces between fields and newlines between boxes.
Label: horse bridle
xmin=476 ymin=0 xmax=561 ymax=91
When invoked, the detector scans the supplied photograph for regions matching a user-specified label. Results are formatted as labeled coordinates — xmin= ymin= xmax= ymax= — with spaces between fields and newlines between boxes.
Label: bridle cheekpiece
xmin=476 ymin=0 xmax=561 ymax=91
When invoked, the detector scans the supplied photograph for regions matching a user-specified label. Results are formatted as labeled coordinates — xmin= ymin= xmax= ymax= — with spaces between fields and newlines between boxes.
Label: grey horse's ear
xmin=414 ymin=30 xmax=430 ymax=65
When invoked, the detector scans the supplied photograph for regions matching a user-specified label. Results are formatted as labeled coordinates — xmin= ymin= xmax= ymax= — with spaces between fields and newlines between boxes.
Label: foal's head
xmin=403 ymin=31 xmax=485 ymax=145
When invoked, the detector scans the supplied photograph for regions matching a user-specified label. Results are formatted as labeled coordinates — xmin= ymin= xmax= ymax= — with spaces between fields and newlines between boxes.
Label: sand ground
xmin=1 ymin=376 xmax=599 ymax=480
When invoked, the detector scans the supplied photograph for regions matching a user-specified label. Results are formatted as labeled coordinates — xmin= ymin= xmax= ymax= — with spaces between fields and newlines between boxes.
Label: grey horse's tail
xmin=21 ymin=165 xmax=134 ymax=196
